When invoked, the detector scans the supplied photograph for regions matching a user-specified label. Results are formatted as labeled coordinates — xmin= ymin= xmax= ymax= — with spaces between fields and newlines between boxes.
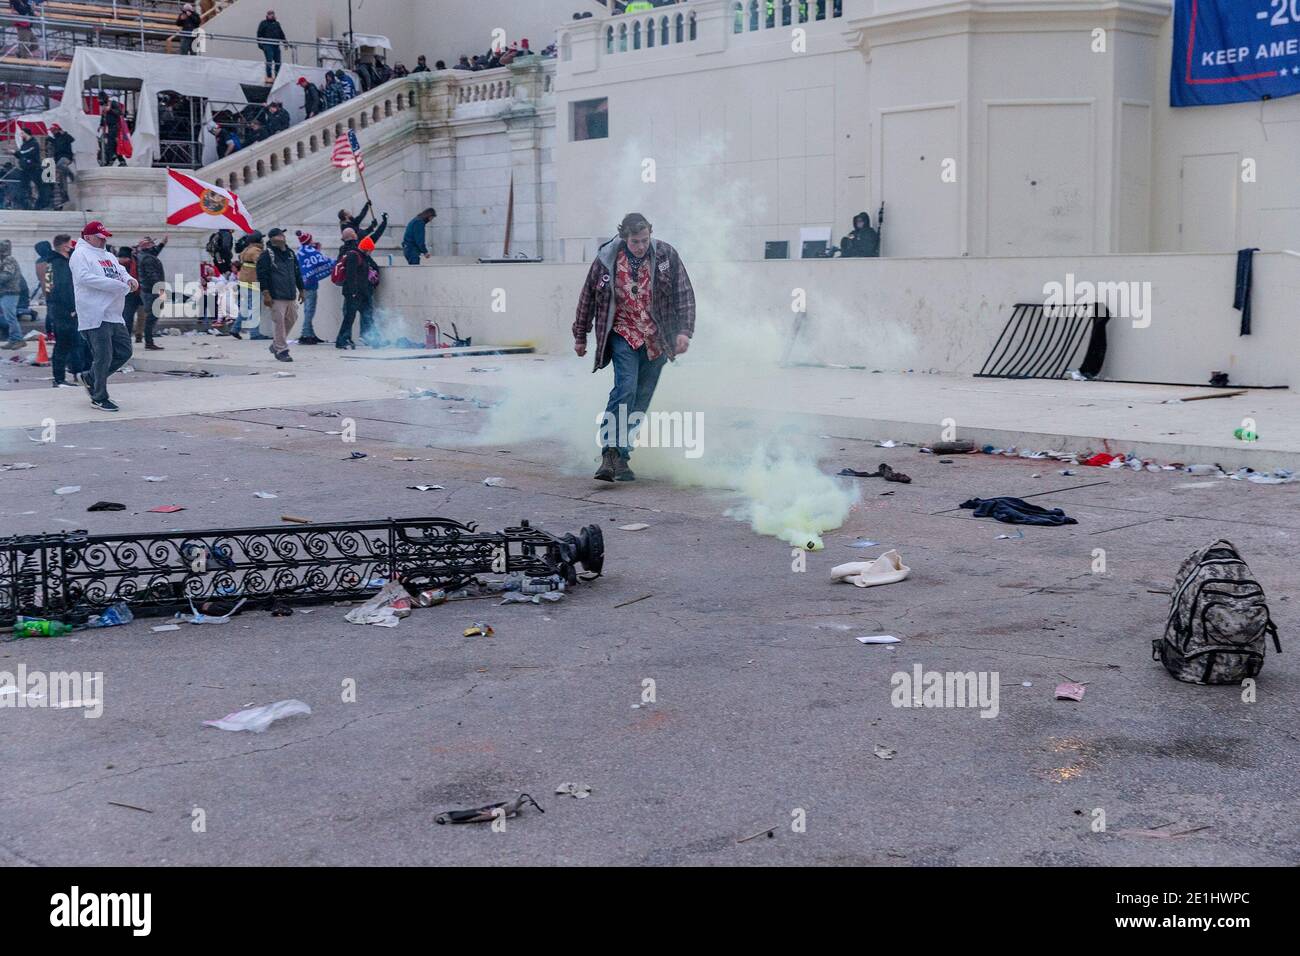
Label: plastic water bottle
xmin=14 ymin=617 xmax=74 ymax=638
xmin=1234 ymin=427 xmax=1259 ymax=442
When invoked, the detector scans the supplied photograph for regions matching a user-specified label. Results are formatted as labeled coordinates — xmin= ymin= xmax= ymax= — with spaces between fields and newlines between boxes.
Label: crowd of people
xmin=1 ymin=203 xmax=419 ymax=409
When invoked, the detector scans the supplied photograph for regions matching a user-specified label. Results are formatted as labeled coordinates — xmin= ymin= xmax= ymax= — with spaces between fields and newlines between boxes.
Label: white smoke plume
xmin=469 ymin=135 xmax=891 ymax=550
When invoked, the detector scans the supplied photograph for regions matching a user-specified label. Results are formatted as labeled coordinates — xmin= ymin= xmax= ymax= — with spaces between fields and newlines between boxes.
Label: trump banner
xmin=166 ymin=169 xmax=255 ymax=232
xmin=1172 ymin=0 xmax=1300 ymax=106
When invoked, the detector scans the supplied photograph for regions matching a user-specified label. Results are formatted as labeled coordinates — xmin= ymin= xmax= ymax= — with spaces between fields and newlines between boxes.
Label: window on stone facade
xmin=571 ymin=98 xmax=609 ymax=142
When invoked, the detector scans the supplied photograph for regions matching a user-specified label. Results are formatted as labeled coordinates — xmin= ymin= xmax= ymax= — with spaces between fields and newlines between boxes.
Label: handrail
xmin=0 ymin=12 xmax=323 ymax=64
xmin=201 ymin=62 xmax=556 ymax=194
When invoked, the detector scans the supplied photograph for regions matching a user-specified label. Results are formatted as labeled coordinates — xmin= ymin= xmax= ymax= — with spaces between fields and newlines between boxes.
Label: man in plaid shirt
xmin=573 ymin=212 xmax=696 ymax=482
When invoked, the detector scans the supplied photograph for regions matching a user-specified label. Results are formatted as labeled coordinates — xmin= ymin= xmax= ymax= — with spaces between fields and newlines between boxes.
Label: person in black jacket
xmin=255 ymin=227 xmax=303 ymax=361
xmin=334 ymin=230 xmax=376 ymax=350
xmin=207 ymin=228 xmax=234 ymax=274
xmin=46 ymin=234 xmax=84 ymax=387
xmin=840 ymin=210 xmax=880 ymax=258
xmin=257 ymin=10 xmax=286 ymax=81
xmin=298 ymin=76 xmax=324 ymax=118
xmin=100 ymin=101 xmax=126 ymax=166
xmin=47 ymin=123 xmax=75 ymax=207
xmin=177 ymin=3 xmax=202 ymax=55
xmin=134 ymin=236 xmax=168 ymax=349
xmin=338 ymin=201 xmax=389 ymax=246
xmin=264 ymin=101 xmax=291 ymax=135
xmin=14 ymin=130 xmax=45 ymax=209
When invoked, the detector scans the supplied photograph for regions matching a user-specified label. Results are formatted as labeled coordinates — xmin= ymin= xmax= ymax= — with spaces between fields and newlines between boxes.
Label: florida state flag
xmin=166 ymin=168 xmax=254 ymax=232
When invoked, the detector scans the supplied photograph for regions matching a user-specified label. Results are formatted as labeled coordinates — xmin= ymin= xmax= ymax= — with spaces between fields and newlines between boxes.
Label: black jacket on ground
xmin=256 ymin=244 xmax=304 ymax=301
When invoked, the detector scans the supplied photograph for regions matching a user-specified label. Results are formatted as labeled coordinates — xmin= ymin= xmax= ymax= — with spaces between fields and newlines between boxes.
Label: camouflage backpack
xmin=1154 ymin=539 xmax=1280 ymax=684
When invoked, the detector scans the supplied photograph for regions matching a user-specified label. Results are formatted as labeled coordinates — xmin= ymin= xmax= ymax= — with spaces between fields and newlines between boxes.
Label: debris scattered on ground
xmin=930 ymin=440 xmax=975 ymax=454
xmin=203 ymin=699 xmax=311 ymax=733
xmin=54 ymin=486 xmax=81 ymax=495
xmin=554 ymin=782 xmax=592 ymax=799
xmin=253 ymin=491 xmax=278 ymax=499
xmin=464 ymin=622 xmax=494 ymax=637
xmin=86 ymin=603 xmax=133 ymax=629
xmin=106 ymin=801 xmax=154 ymax=814
xmin=500 ymin=590 xmax=564 ymax=605
xmin=1165 ymin=390 xmax=1247 ymax=403
xmin=961 ymin=497 xmax=1077 ymax=526
xmin=876 ymin=440 xmax=899 ymax=448
xmin=1114 ymin=823 xmax=1212 ymax=840
xmin=147 ymin=505 xmax=185 ymax=513
xmin=614 ymin=594 xmax=653 ymax=609
xmin=857 ymin=635 xmax=901 ymax=645
xmin=308 ymin=410 xmax=342 ymax=418
xmin=470 ymin=366 xmax=501 ymax=373
xmin=996 ymin=530 xmax=1025 ymax=540
xmin=87 ymin=501 xmax=126 ymax=512
xmin=483 ymin=477 xmax=504 ymax=486
xmin=874 ymin=745 xmax=897 ymax=759
xmin=831 ymin=551 xmax=911 ymax=589
xmin=435 ymin=793 xmax=544 ymax=825
xmin=344 ymin=451 xmax=368 ymax=461
xmin=737 ymin=825 xmax=778 ymax=844
xmin=1 ymin=462 xmax=36 ymax=471
xmin=407 ymin=485 xmax=445 ymax=492
xmin=177 ymin=597 xmax=247 ymax=625
xmin=839 ymin=464 xmax=911 ymax=483
xmin=1055 ymin=681 xmax=1087 ymax=701
xmin=281 ymin=515 xmax=312 ymax=524
xmin=619 ymin=523 xmax=649 ymax=531
xmin=142 ymin=475 xmax=167 ymax=482
xmin=846 ymin=539 xmax=880 ymax=549
xmin=151 ymin=624 xmax=181 ymax=633
xmin=345 ymin=582 xmax=412 ymax=627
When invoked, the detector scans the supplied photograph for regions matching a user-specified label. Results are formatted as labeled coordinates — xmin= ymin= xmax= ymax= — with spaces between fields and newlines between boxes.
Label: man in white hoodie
xmin=70 ymin=220 xmax=138 ymax=411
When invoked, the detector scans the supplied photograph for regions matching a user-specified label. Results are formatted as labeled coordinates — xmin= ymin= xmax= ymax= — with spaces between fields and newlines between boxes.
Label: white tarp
xmin=21 ymin=47 xmax=351 ymax=170
xmin=347 ymin=33 xmax=393 ymax=52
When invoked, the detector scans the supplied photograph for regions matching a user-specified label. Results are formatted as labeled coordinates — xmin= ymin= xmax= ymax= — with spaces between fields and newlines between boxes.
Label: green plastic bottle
xmin=1234 ymin=427 xmax=1259 ymax=442
xmin=14 ymin=617 xmax=74 ymax=638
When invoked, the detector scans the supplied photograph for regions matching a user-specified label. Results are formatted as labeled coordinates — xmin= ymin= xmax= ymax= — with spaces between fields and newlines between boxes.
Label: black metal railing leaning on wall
xmin=1 ymin=517 xmax=604 ymax=625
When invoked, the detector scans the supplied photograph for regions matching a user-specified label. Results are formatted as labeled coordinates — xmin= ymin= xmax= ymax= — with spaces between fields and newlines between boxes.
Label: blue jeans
xmin=0 ymin=294 xmax=21 ymax=343
xmin=301 ymin=287 xmax=318 ymax=337
xmin=602 ymin=333 xmax=666 ymax=459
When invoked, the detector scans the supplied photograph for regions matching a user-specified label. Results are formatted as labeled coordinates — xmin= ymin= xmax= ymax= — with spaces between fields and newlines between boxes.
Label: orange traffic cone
xmin=33 ymin=333 xmax=50 ymax=366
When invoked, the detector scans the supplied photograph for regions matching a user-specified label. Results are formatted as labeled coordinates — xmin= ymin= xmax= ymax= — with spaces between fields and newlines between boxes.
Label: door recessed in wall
xmin=572 ymin=98 xmax=609 ymax=141
xmin=1179 ymin=153 xmax=1239 ymax=252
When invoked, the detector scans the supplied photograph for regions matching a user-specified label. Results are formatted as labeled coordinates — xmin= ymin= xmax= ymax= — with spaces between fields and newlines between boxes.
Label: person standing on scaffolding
xmin=257 ymin=10 xmax=287 ymax=83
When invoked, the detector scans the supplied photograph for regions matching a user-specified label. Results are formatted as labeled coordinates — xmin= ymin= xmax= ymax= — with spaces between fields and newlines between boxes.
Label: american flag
xmin=331 ymin=129 xmax=364 ymax=171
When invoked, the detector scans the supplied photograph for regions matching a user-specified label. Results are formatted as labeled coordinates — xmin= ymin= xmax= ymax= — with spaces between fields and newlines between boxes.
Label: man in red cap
xmin=69 ymin=221 xmax=137 ymax=412
xmin=298 ymin=75 xmax=324 ymax=118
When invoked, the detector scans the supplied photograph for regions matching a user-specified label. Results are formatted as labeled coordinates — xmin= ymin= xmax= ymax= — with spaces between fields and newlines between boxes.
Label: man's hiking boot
xmin=612 ymin=455 xmax=635 ymax=482
xmin=594 ymin=448 xmax=618 ymax=482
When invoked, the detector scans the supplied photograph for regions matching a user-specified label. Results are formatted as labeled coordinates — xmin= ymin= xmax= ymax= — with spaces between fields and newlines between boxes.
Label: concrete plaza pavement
xmin=1 ymin=358 xmax=1297 ymax=865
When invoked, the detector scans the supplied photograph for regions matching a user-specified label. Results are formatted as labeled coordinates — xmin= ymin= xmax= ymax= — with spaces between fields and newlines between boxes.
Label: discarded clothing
xmin=1234 ymin=248 xmax=1259 ymax=335
xmin=436 ymin=793 xmax=544 ymax=824
xmin=960 ymin=497 xmax=1077 ymax=526
xmin=838 ymin=463 xmax=911 ymax=483
xmin=831 ymin=550 xmax=911 ymax=588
